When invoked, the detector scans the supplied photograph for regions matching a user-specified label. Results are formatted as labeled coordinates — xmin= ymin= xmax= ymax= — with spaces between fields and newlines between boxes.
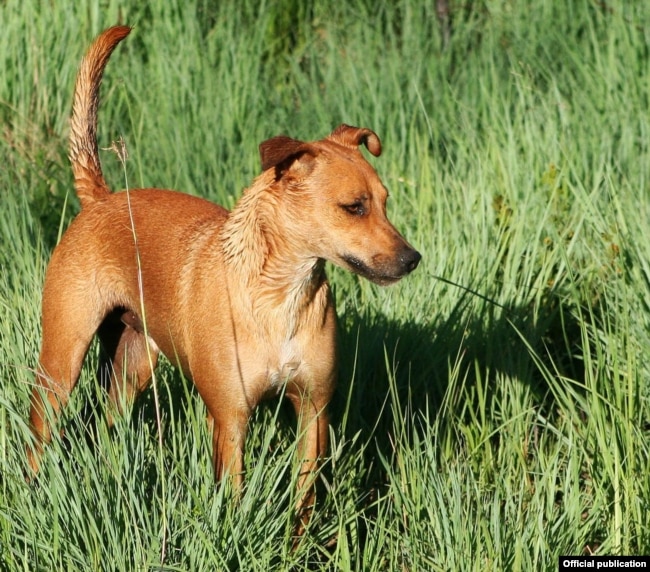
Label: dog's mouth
xmin=341 ymin=252 xmax=421 ymax=286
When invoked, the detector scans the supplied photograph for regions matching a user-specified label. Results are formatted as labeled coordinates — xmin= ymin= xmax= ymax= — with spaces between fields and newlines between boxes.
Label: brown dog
xmin=28 ymin=26 xmax=420 ymax=520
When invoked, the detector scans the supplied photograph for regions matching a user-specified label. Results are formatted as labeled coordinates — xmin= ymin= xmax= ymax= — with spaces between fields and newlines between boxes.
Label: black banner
xmin=559 ymin=556 xmax=650 ymax=570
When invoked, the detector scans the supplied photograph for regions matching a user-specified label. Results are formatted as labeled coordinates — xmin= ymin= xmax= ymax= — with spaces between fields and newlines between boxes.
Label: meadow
xmin=1 ymin=0 xmax=649 ymax=569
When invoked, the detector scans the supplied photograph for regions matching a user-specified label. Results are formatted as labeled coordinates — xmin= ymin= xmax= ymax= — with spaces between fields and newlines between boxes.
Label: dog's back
xmin=45 ymin=188 xmax=228 ymax=362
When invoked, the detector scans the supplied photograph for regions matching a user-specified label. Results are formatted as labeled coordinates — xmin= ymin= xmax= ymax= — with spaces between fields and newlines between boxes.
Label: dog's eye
xmin=342 ymin=201 xmax=366 ymax=216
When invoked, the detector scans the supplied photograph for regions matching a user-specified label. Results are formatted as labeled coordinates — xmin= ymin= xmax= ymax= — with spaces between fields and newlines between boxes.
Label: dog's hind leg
xmin=96 ymin=308 xmax=159 ymax=424
xmin=27 ymin=285 xmax=105 ymax=474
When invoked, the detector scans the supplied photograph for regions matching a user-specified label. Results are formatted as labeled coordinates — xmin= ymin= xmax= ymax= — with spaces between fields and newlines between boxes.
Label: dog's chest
xmin=265 ymin=338 xmax=302 ymax=391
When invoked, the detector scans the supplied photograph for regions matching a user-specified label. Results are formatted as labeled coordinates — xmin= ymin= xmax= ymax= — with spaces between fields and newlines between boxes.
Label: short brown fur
xmin=28 ymin=26 xmax=421 ymax=527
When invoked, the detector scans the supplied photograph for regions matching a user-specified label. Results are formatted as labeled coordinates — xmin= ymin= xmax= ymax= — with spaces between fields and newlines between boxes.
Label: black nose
xmin=402 ymin=249 xmax=422 ymax=273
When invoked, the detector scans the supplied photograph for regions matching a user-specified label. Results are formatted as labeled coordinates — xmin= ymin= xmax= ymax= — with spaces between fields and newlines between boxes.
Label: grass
xmin=1 ymin=0 xmax=650 ymax=569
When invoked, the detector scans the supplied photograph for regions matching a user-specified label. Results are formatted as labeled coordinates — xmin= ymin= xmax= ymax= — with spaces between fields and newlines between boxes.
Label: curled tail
xmin=69 ymin=26 xmax=131 ymax=208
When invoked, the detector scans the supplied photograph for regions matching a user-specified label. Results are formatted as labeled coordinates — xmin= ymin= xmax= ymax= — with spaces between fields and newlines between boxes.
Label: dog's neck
xmin=220 ymin=171 xmax=329 ymax=334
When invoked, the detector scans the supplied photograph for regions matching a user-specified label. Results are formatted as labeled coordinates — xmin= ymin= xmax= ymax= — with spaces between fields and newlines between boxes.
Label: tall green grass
xmin=1 ymin=0 xmax=649 ymax=569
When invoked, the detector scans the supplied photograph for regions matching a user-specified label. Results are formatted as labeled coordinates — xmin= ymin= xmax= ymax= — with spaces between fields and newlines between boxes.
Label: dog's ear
xmin=328 ymin=124 xmax=382 ymax=157
xmin=259 ymin=136 xmax=316 ymax=174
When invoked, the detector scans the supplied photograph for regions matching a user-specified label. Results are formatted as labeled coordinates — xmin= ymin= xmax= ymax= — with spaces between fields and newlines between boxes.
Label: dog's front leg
xmin=207 ymin=407 xmax=249 ymax=492
xmin=286 ymin=387 xmax=331 ymax=531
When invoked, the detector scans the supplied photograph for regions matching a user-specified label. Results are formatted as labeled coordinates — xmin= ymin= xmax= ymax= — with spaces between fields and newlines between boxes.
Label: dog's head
xmin=259 ymin=124 xmax=421 ymax=285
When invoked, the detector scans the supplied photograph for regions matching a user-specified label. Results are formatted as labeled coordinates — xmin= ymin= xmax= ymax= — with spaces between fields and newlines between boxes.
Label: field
xmin=1 ymin=0 xmax=649 ymax=569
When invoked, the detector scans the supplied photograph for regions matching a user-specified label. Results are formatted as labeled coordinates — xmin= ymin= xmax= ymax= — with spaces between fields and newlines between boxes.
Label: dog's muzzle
xmin=342 ymin=246 xmax=422 ymax=285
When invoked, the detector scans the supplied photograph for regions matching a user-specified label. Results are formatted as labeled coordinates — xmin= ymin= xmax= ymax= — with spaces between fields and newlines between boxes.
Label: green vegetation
xmin=1 ymin=0 xmax=649 ymax=569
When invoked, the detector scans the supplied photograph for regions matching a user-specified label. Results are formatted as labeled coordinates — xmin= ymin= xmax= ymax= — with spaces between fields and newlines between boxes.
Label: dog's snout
xmin=402 ymin=249 xmax=421 ymax=274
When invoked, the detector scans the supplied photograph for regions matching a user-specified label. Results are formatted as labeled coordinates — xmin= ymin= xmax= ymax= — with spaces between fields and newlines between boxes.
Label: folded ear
xmin=259 ymin=135 xmax=316 ymax=172
xmin=328 ymin=124 xmax=382 ymax=157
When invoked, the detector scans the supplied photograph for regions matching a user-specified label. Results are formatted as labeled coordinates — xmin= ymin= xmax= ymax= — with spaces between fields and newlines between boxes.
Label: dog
xmin=27 ymin=25 xmax=421 ymax=525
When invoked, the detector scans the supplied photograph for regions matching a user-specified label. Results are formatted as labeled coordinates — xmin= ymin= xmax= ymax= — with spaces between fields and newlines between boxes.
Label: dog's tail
xmin=69 ymin=26 xmax=131 ymax=208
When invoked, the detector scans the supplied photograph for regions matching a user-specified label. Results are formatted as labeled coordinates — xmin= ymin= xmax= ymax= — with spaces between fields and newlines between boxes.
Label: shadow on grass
xmin=331 ymin=282 xmax=586 ymax=484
